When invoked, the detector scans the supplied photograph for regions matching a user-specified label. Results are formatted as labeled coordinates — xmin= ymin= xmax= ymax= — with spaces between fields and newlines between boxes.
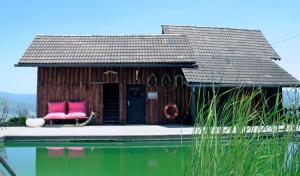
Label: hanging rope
xmin=147 ymin=73 xmax=158 ymax=87
xmin=174 ymin=74 xmax=185 ymax=87
xmin=161 ymin=73 xmax=171 ymax=88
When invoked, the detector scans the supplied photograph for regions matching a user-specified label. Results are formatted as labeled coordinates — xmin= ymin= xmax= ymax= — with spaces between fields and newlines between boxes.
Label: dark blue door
xmin=127 ymin=85 xmax=146 ymax=124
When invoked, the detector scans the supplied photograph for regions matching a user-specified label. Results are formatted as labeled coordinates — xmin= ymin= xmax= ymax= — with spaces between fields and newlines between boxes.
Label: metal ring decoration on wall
xmin=175 ymin=74 xmax=185 ymax=87
xmin=147 ymin=73 xmax=158 ymax=87
xmin=161 ymin=73 xmax=171 ymax=88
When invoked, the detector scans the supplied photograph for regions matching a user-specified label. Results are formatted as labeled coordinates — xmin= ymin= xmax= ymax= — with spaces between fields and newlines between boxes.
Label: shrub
xmin=5 ymin=116 xmax=27 ymax=126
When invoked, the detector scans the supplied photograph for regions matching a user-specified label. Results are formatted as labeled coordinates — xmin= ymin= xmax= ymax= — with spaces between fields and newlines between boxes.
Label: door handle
xmin=127 ymin=100 xmax=130 ymax=106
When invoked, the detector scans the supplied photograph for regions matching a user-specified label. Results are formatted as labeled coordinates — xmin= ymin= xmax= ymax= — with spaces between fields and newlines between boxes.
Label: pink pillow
xmin=44 ymin=112 xmax=66 ymax=120
xmin=68 ymin=101 xmax=86 ymax=113
xmin=65 ymin=112 xmax=87 ymax=119
xmin=48 ymin=101 xmax=66 ymax=113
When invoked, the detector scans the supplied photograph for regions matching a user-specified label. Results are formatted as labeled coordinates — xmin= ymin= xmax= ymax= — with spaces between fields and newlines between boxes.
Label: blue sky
xmin=0 ymin=0 xmax=299 ymax=94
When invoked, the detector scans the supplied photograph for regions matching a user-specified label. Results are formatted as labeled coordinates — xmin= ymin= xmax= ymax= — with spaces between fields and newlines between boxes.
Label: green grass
xmin=184 ymin=87 xmax=300 ymax=176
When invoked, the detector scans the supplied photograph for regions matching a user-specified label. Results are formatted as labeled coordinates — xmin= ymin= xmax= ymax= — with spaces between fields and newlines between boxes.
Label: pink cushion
xmin=68 ymin=101 xmax=86 ymax=113
xmin=64 ymin=112 xmax=87 ymax=119
xmin=66 ymin=147 xmax=84 ymax=151
xmin=67 ymin=147 xmax=85 ymax=158
xmin=47 ymin=147 xmax=65 ymax=157
xmin=48 ymin=101 xmax=66 ymax=113
xmin=47 ymin=147 xmax=65 ymax=151
xmin=44 ymin=112 xmax=66 ymax=120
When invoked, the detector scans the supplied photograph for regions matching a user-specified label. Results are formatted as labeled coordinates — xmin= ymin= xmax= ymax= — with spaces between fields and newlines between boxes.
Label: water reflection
xmin=4 ymin=142 xmax=188 ymax=176
xmin=285 ymin=142 xmax=300 ymax=172
xmin=38 ymin=146 xmax=186 ymax=176
xmin=46 ymin=147 xmax=85 ymax=158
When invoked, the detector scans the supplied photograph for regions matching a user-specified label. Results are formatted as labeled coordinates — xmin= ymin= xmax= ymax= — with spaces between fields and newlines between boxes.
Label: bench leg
xmin=76 ymin=119 xmax=79 ymax=126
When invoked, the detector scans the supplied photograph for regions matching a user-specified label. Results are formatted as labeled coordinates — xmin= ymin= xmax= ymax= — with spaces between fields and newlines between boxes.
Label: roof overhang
xmin=186 ymin=82 xmax=300 ymax=88
xmin=15 ymin=63 xmax=199 ymax=68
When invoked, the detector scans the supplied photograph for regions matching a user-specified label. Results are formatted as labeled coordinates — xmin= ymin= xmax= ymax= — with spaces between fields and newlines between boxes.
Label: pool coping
xmin=1 ymin=125 xmax=299 ymax=142
xmin=1 ymin=135 xmax=193 ymax=142
xmin=0 ymin=125 xmax=194 ymax=142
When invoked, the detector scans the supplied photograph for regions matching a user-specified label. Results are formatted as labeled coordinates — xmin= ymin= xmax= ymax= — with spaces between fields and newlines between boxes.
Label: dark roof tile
xmin=162 ymin=25 xmax=299 ymax=87
xmin=18 ymin=35 xmax=196 ymax=65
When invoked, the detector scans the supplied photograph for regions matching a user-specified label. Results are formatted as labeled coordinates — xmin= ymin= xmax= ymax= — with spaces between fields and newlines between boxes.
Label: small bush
xmin=5 ymin=116 xmax=27 ymax=126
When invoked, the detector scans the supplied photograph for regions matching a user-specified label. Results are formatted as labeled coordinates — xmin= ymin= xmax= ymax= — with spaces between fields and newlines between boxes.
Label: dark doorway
xmin=103 ymin=83 xmax=119 ymax=124
xmin=127 ymin=85 xmax=146 ymax=124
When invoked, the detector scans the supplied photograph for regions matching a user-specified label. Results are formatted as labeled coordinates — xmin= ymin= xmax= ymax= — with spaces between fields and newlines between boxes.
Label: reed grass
xmin=185 ymin=87 xmax=300 ymax=176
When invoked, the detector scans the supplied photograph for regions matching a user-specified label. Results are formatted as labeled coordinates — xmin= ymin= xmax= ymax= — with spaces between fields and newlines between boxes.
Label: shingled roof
xmin=162 ymin=25 xmax=300 ymax=87
xmin=17 ymin=34 xmax=197 ymax=67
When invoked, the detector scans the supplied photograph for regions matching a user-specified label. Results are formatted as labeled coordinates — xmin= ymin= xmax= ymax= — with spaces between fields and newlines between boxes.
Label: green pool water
xmin=0 ymin=141 xmax=190 ymax=176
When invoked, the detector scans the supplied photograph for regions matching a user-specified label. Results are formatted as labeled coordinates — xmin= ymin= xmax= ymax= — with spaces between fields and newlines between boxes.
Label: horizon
xmin=1 ymin=0 xmax=300 ymax=94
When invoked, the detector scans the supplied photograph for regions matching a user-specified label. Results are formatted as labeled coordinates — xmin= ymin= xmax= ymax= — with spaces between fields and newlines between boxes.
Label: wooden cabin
xmin=16 ymin=25 xmax=300 ymax=125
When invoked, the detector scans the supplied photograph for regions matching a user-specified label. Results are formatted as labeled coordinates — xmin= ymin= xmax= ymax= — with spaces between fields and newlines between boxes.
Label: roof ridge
xmin=161 ymin=24 xmax=261 ymax=32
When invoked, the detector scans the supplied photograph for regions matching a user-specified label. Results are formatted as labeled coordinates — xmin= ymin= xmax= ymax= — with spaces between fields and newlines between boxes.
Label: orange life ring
xmin=164 ymin=102 xmax=179 ymax=119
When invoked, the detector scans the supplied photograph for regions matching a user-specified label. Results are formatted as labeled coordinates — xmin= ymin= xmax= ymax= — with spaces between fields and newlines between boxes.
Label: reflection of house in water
xmin=36 ymin=145 xmax=186 ymax=176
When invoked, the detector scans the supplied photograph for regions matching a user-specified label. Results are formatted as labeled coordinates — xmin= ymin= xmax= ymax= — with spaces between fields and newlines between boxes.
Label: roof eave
xmin=15 ymin=62 xmax=199 ymax=68
xmin=186 ymin=82 xmax=300 ymax=88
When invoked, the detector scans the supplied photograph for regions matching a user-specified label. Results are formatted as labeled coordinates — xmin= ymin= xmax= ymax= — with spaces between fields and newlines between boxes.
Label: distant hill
xmin=0 ymin=91 xmax=36 ymax=117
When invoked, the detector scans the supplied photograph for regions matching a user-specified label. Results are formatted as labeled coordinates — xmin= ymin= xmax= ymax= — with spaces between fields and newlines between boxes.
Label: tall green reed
xmin=185 ymin=87 xmax=300 ymax=176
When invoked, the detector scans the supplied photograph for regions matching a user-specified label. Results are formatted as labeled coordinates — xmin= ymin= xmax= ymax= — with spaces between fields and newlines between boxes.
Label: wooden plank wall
xmin=37 ymin=67 xmax=192 ymax=125
xmin=195 ymin=87 xmax=283 ymax=124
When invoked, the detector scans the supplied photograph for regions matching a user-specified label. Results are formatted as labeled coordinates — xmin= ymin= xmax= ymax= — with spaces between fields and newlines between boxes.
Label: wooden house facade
xmin=16 ymin=25 xmax=300 ymax=125
xmin=37 ymin=67 xmax=192 ymax=125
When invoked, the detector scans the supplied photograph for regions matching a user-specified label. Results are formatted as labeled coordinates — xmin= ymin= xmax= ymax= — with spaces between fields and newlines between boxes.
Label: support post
xmin=191 ymin=87 xmax=197 ymax=124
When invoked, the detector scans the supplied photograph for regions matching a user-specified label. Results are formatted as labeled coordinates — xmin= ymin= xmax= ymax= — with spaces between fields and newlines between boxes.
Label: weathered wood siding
xmin=37 ymin=67 xmax=192 ymax=125
xmin=194 ymin=87 xmax=283 ymax=124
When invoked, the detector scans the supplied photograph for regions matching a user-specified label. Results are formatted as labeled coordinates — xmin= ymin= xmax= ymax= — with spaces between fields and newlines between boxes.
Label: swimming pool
xmin=0 ymin=141 xmax=190 ymax=176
